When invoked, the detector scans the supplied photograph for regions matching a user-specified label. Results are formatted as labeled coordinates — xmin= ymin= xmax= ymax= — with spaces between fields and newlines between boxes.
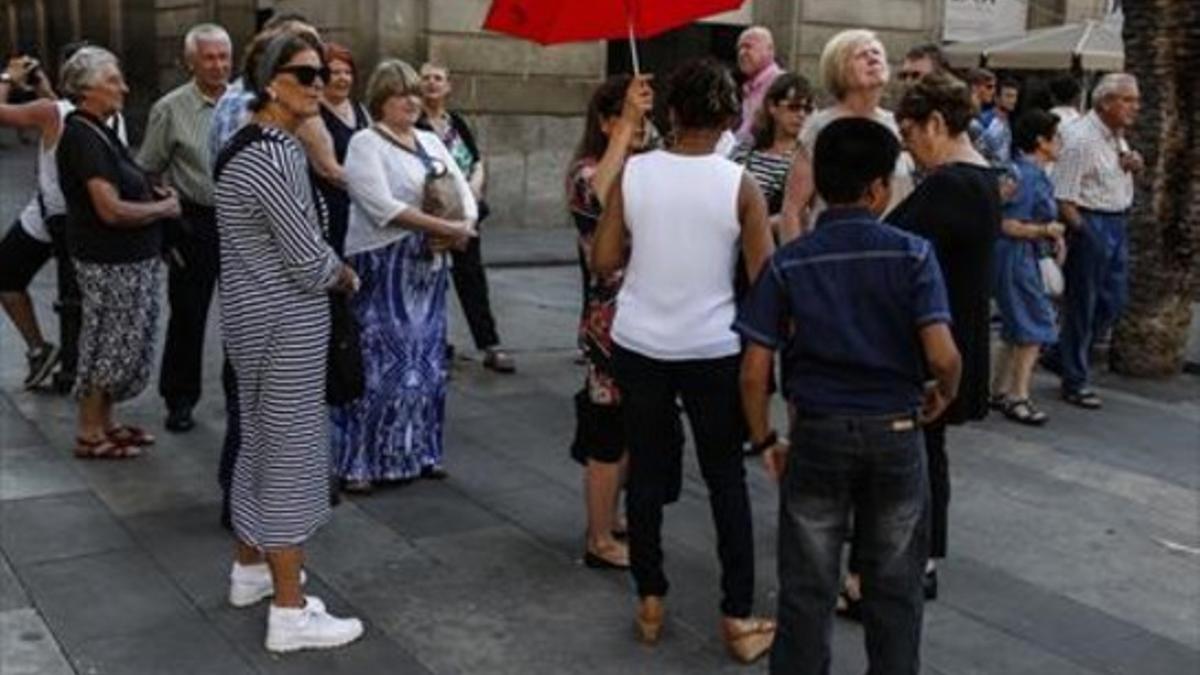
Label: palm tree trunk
xmin=1109 ymin=0 xmax=1200 ymax=376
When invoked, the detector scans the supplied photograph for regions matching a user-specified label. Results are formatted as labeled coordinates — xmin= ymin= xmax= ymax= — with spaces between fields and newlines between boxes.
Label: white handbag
xmin=1038 ymin=255 xmax=1064 ymax=298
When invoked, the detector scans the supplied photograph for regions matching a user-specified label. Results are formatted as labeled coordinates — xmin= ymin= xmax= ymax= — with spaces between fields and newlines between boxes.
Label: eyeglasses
xmin=277 ymin=65 xmax=329 ymax=87
xmin=898 ymin=70 xmax=923 ymax=82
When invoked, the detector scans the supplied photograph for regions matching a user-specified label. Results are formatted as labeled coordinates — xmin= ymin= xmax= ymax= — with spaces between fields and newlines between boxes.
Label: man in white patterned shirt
xmin=1047 ymin=73 xmax=1142 ymax=409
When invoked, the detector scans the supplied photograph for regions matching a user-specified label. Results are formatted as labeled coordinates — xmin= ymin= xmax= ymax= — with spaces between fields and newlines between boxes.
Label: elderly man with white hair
xmin=1045 ymin=73 xmax=1141 ymax=409
xmin=735 ymin=26 xmax=784 ymax=144
xmin=137 ymin=23 xmax=232 ymax=433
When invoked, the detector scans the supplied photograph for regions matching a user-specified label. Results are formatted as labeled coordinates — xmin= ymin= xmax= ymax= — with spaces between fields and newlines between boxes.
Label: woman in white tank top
xmin=591 ymin=58 xmax=777 ymax=664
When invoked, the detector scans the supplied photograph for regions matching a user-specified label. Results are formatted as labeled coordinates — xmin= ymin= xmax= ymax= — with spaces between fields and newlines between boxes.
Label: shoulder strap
xmin=371 ymin=124 xmax=436 ymax=173
xmin=213 ymin=124 xmax=280 ymax=182
xmin=69 ymin=112 xmax=122 ymax=158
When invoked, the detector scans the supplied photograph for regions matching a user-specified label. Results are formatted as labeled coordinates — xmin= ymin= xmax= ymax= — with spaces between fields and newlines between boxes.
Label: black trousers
xmin=45 ymin=216 xmax=81 ymax=378
xmin=924 ymin=423 xmax=949 ymax=560
xmin=449 ymin=231 xmax=499 ymax=350
xmin=612 ymin=344 xmax=755 ymax=618
xmin=158 ymin=204 xmax=219 ymax=409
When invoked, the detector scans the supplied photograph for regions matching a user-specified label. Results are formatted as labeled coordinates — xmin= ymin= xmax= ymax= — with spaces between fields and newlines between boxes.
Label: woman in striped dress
xmin=731 ymin=72 xmax=812 ymax=236
xmin=214 ymin=32 xmax=363 ymax=653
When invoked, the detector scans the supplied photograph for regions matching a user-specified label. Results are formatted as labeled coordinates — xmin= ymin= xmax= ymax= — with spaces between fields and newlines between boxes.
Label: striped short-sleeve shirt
xmin=137 ymin=81 xmax=219 ymax=206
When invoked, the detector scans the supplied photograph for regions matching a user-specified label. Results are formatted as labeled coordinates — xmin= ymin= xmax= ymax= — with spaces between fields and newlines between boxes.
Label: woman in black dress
xmin=316 ymin=42 xmax=369 ymax=255
xmin=889 ymin=72 xmax=1000 ymax=597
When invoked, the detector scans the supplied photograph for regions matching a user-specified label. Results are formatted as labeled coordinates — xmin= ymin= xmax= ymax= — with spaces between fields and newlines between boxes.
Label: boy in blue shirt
xmin=736 ymin=118 xmax=962 ymax=675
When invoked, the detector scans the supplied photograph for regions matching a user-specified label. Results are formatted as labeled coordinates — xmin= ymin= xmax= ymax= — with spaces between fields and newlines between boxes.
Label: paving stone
xmin=70 ymin=615 xmax=256 ymax=675
xmin=303 ymin=501 xmax=425 ymax=589
xmin=938 ymin=556 xmax=1148 ymax=665
xmin=0 ymin=492 xmax=133 ymax=565
xmin=342 ymin=525 xmax=736 ymax=674
xmin=122 ymin=505 xmax=241 ymax=610
xmin=0 ymin=553 xmax=28 ymax=611
xmin=1070 ymin=629 xmax=1200 ymax=675
xmin=924 ymin=603 xmax=1100 ymax=675
xmin=20 ymin=549 xmax=198 ymax=646
xmin=352 ymin=480 xmax=507 ymax=541
xmin=0 ymin=445 xmax=86 ymax=501
xmin=204 ymin=578 xmax=434 ymax=675
xmin=0 ymin=608 xmax=73 ymax=675
xmin=0 ymin=404 xmax=43 ymax=451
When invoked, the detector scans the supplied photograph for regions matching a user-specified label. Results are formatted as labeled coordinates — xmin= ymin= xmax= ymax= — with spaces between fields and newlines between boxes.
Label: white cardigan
xmin=342 ymin=126 xmax=478 ymax=257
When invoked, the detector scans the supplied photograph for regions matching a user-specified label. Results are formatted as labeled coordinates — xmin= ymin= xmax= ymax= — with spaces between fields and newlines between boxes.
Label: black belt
xmin=1078 ymin=207 xmax=1128 ymax=217
xmin=793 ymin=410 xmax=919 ymax=433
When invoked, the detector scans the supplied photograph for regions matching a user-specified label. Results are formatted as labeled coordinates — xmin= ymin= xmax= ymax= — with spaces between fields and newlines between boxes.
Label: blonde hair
xmin=819 ymin=29 xmax=886 ymax=101
xmin=365 ymin=59 xmax=422 ymax=120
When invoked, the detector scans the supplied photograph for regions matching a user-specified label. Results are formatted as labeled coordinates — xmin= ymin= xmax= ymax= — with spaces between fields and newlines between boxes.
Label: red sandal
xmin=74 ymin=436 xmax=142 ymax=460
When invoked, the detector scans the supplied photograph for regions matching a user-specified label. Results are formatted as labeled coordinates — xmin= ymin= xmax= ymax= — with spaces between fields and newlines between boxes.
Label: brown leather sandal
xmin=74 ymin=436 xmax=141 ymax=460
xmin=634 ymin=596 xmax=665 ymax=645
xmin=721 ymin=616 xmax=776 ymax=664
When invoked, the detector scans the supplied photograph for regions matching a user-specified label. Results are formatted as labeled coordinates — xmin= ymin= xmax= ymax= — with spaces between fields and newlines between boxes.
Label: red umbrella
xmin=483 ymin=0 xmax=747 ymax=72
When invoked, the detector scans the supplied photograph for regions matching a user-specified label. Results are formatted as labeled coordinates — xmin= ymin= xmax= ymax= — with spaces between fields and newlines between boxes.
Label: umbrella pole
xmin=626 ymin=14 xmax=641 ymax=74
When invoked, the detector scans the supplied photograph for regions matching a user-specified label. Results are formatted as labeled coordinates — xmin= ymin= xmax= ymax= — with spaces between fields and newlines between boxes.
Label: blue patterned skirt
xmin=330 ymin=235 xmax=449 ymax=482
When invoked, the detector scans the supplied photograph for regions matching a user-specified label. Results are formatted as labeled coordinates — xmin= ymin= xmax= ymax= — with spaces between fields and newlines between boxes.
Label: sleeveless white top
xmin=612 ymin=149 xmax=744 ymax=361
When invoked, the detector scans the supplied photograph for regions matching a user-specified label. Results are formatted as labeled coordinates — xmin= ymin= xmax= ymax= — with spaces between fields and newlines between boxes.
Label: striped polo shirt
xmin=137 ymin=80 xmax=220 ymax=206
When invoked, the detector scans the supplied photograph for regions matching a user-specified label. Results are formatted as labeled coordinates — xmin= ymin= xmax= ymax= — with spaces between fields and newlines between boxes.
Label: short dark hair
xmin=895 ymin=71 xmax=976 ymax=135
xmin=1013 ymin=109 xmax=1059 ymax=154
xmin=1048 ymin=75 xmax=1081 ymax=107
xmin=904 ymin=42 xmax=948 ymax=71
xmin=997 ymin=77 xmax=1020 ymax=93
xmin=665 ymin=58 xmax=739 ymax=131
xmin=751 ymin=72 xmax=813 ymax=150
xmin=812 ymin=118 xmax=900 ymax=205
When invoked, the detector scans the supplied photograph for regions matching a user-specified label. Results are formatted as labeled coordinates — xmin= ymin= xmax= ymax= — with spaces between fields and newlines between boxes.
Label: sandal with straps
xmin=106 ymin=425 xmax=156 ymax=447
xmin=74 ymin=436 xmax=142 ymax=460
xmin=721 ymin=616 xmax=776 ymax=664
xmin=1003 ymin=399 xmax=1048 ymax=426
xmin=1062 ymin=388 xmax=1103 ymax=409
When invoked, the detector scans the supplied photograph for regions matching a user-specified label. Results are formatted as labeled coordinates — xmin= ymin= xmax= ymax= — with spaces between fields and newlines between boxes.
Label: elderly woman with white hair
xmin=331 ymin=58 xmax=477 ymax=493
xmin=778 ymin=29 xmax=914 ymax=241
xmin=55 ymin=46 xmax=181 ymax=459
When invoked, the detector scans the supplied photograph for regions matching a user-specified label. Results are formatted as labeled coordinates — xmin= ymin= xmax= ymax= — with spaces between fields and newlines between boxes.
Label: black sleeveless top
xmin=316 ymin=101 xmax=369 ymax=256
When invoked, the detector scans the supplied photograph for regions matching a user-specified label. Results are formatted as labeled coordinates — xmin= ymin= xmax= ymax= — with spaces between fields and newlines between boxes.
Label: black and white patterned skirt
xmin=73 ymin=258 xmax=161 ymax=402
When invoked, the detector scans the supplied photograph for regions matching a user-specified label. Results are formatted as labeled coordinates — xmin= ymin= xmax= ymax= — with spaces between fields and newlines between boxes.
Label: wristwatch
xmin=744 ymin=430 xmax=779 ymax=457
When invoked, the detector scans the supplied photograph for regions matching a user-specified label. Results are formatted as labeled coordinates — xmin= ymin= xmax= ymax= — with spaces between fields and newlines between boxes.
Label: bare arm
xmin=1000 ymin=219 xmax=1065 ymax=240
xmin=0 ymin=97 xmax=59 ymax=141
xmin=779 ymin=148 xmax=813 ymax=243
xmin=738 ymin=173 xmax=774 ymax=284
xmin=1056 ymin=200 xmax=1085 ymax=231
xmin=86 ymin=179 xmax=180 ymax=228
xmin=740 ymin=343 xmax=775 ymax=446
xmin=918 ymin=322 xmax=962 ymax=423
xmin=592 ymin=74 xmax=653 ymax=208
xmin=468 ymin=161 xmax=485 ymax=200
xmin=296 ymin=116 xmax=345 ymax=189
xmin=592 ymin=169 xmax=628 ymax=276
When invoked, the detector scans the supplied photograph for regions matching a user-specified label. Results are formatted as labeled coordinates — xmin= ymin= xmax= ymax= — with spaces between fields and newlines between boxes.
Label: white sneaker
xmin=265 ymin=595 xmax=364 ymax=653
xmin=228 ymin=562 xmax=307 ymax=608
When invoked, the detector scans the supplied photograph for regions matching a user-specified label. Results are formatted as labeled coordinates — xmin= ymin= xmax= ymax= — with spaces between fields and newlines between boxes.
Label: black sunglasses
xmin=898 ymin=70 xmax=923 ymax=82
xmin=277 ymin=65 xmax=329 ymax=87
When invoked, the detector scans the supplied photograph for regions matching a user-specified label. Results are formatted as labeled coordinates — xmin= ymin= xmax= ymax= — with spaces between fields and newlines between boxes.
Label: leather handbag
xmin=372 ymin=125 xmax=466 ymax=220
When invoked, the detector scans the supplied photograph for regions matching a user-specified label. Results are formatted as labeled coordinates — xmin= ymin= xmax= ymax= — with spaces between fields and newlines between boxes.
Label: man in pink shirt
xmin=735 ymin=26 xmax=784 ymax=144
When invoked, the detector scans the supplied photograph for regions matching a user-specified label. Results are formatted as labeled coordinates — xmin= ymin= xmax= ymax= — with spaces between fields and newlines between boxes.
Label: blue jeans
xmin=1059 ymin=210 xmax=1128 ymax=391
xmin=771 ymin=413 xmax=929 ymax=675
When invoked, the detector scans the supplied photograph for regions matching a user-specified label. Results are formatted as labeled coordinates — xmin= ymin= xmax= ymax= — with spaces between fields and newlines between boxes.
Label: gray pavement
xmin=2 ymin=141 xmax=1199 ymax=674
